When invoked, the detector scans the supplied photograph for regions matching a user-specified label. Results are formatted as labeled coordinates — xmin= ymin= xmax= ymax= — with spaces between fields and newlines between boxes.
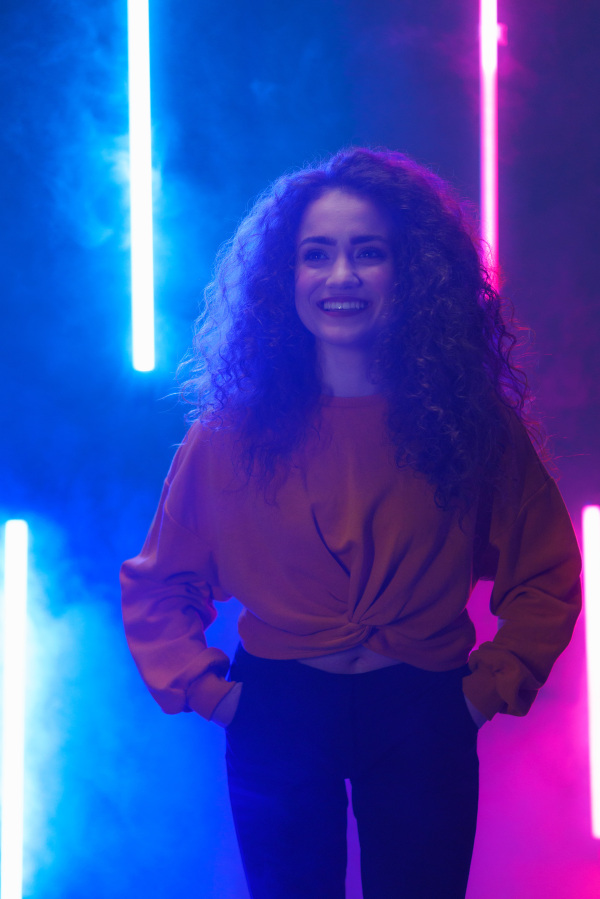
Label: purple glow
xmin=583 ymin=505 xmax=600 ymax=838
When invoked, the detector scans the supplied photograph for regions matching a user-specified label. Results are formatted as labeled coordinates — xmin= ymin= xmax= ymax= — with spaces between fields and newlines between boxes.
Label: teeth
xmin=322 ymin=300 xmax=368 ymax=311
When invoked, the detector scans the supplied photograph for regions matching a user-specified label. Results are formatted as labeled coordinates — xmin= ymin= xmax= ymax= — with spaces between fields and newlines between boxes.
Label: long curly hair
xmin=179 ymin=147 xmax=538 ymax=510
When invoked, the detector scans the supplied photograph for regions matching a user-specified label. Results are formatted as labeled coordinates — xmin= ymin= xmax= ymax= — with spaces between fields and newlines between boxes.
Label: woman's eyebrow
xmin=297 ymin=236 xmax=335 ymax=247
xmin=297 ymin=234 xmax=389 ymax=247
xmin=350 ymin=234 xmax=389 ymax=244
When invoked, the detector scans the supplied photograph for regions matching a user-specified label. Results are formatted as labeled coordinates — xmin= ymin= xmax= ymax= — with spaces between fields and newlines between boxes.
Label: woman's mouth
xmin=318 ymin=299 xmax=369 ymax=314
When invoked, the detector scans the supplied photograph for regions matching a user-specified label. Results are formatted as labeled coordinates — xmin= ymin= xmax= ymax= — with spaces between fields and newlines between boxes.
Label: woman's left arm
xmin=463 ymin=424 xmax=582 ymax=722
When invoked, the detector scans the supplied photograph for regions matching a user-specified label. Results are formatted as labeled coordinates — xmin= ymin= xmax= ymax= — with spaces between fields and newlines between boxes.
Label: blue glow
xmin=128 ymin=0 xmax=155 ymax=372
xmin=1 ymin=520 xmax=28 ymax=899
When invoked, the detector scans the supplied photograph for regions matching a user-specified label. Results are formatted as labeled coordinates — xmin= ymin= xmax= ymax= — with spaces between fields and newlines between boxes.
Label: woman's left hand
xmin=463 ymin=693 xmax=487 ymax=729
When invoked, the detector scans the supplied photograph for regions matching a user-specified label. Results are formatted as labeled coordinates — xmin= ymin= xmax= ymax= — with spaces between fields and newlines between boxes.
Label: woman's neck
xmin=317 ymin=344 xmax=379 ymax=397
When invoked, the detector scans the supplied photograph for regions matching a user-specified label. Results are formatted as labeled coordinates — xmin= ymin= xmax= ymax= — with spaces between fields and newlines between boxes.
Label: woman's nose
xmin=326 ymin=253 xmax=361 ymax=287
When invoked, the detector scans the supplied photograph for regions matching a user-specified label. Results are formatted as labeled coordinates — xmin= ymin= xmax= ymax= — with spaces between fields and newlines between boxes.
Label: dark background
xmin=1 ymin=1 xmax=598 ymax=896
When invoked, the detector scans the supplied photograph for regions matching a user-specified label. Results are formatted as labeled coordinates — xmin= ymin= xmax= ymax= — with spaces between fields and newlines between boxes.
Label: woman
xmin=121 ymin=148 xmax=581 ymax=898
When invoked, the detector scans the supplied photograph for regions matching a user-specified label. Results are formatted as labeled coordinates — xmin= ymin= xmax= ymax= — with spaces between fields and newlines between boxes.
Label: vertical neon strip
xmin=583 ymin=505 xmax=600 ymax=838
xmin=480 ymin=0 xmax=499 ymax=288
xmin=128 ymin=0 xmax=155 ymax=372
xmin=1 ymin=520 xmax=28 ymax=899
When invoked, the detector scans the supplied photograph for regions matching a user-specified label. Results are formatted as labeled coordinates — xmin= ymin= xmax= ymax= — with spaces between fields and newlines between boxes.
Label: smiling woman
xmin=121 ymin=148 xmax=581 ymax=899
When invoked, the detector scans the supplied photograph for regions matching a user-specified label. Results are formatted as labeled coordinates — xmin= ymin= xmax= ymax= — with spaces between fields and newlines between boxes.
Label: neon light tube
xmin=583 ymin=505 xmax=600 ymax=838
xmin=480 ymin=0 xmax=499 ymax=288
xmin=1 ymin=520 xmax=29 ymax=899
xmin=128 ymin=0 xmax=155 ymax=372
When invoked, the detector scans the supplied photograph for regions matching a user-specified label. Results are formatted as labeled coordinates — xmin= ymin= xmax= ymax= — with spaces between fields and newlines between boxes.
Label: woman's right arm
xmin=120 ymin=427 xmax=238 ymax=721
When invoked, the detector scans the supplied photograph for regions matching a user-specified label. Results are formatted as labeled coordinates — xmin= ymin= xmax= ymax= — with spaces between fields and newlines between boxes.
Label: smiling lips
xmin=318 ymin=298 xmax=369 ymax=315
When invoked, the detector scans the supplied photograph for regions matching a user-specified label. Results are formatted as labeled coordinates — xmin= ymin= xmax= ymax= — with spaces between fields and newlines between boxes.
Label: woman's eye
xmin=357 ymin=247 xmax=385 ymax=260
xmin=303 ymin=248 xmax=328 ymax=261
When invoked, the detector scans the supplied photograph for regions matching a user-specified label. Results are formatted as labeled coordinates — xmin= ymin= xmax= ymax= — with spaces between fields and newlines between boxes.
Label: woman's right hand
xmin=211 ymin=681 xmax=243 ymax=728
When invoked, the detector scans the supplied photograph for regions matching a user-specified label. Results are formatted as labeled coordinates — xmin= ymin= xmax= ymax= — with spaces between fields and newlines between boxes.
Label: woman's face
xmin=294 ymin=189 xmax=395 ymax=355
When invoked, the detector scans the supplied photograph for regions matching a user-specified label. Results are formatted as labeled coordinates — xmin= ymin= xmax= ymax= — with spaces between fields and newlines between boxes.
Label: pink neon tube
xmin=480 ymin=0 xmax=499 ymax=289
xmin=583 ymin=505 xmax=600 ymax=838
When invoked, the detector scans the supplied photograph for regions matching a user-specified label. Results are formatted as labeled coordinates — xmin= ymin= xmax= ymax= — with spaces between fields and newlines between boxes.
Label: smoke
xmin=0 ymin=1 xmax=133 ymax=250
xmin=0 ymin=515 xmax=247 ymax=898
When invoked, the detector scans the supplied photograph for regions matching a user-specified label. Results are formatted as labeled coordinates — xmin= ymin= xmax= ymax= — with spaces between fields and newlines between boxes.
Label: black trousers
xmin=226 ymin=645 xmax=479 ymax=899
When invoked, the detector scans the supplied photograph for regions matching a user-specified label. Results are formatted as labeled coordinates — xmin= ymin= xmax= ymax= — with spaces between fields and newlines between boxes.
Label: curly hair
xmin=179 ymin=147 xmax=538 ymax=510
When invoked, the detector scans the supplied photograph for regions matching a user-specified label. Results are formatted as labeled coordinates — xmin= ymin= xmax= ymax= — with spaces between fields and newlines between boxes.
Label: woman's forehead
xmin=297 ymin=189 xmax=393 ymax=242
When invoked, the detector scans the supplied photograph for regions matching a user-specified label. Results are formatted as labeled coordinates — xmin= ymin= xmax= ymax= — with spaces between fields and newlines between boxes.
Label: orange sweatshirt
xmin=120 ymin=394 xmax=581 ymax=722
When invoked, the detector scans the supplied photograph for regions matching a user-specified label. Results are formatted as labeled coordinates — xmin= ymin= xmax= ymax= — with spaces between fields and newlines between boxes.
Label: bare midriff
xmin=298 ymin=644 xmax=404 ymax=675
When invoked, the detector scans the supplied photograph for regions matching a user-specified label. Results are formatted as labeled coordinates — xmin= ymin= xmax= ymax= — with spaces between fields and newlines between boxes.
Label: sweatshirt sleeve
xmin=462 ymin=419 xmax=582 ymax=720
xmin=120 ymin=425 xmax=236 ymax=721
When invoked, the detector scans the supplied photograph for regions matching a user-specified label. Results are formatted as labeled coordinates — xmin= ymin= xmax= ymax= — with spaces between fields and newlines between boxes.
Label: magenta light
xmin=480 ymin=0 xmax=499 ymax=289
xmin=583 ymin=505 xmax=600 ymax=839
